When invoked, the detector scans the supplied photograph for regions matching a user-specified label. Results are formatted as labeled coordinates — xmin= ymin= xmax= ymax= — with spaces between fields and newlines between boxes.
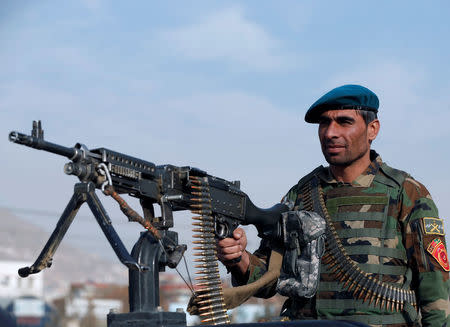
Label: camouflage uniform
xmin=233 ymin=151 xmax=450 ymax=327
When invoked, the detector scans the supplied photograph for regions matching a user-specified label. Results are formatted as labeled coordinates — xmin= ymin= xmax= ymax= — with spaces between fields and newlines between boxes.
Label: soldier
xmin=218 ymin=85 xmax=450 ymax=327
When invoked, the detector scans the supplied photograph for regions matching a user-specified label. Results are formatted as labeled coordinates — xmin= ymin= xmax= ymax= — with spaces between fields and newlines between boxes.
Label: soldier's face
xmin=318 ymin=110 xmax=378 ymax=167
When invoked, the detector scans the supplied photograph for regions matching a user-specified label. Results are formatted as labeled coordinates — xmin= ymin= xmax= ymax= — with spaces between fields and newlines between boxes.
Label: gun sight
xmin=32 ymin=120 xmax=44 ymax=139
xmin=9 ymin=121 xmax=76 ymax=159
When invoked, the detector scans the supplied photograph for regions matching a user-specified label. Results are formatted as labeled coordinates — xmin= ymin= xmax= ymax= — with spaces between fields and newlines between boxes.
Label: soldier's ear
xmin=367 ymin=119 xmax=380 ymax=142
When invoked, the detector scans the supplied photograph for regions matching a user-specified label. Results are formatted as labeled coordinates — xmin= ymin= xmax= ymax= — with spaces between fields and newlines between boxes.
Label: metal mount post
xmin=107 ymin=231 xmax=186 ymax=327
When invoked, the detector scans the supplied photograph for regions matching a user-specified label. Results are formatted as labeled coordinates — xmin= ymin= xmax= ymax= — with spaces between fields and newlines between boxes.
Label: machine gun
xmin=9 ymin=121 xmax=288 ymax=326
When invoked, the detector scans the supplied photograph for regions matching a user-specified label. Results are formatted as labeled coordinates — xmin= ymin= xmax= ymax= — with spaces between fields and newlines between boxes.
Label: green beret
xmin=305 ymin=84 xmax=379 ymax=123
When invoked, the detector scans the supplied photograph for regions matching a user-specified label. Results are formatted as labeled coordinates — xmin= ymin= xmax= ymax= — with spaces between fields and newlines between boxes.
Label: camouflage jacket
xmin=233 ymin=151 xmax=450 ymax=327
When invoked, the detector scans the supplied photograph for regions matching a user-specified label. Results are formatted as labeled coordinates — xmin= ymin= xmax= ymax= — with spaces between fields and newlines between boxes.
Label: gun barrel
xmin=9 ymin=131 xmax=76 ymax=159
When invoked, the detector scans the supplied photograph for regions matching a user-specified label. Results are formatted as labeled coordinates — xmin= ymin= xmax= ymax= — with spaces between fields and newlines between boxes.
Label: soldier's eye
xmin=337 ymin=117 xmax=354 ymax=125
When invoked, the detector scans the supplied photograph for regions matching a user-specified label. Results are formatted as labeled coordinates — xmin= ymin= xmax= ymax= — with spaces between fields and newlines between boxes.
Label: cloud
xmin=80 ymin=0 xmax=104 ymax=11
xmin=157 ymin=6 xmax=294 ymax=72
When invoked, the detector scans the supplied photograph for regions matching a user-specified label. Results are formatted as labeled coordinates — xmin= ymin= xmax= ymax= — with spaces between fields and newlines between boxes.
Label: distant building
xmin=0 ymin=261 xmax=43 ymax=299
xmin=0 ymin=261 xmax=57 ymax=327
xmin=53 ymin=281 xmax=127 ymax=327
xmin=6 ymin=296 xmax=58 ymax=327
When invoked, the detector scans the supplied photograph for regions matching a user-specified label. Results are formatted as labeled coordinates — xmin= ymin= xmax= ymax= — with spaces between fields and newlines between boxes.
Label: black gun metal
xmin=9 ymin=121 xmax=290 ymax=327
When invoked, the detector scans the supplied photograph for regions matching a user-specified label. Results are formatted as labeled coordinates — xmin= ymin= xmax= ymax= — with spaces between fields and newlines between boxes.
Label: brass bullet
xmin=334 ymin=269 xmax=345 ymax=280
xmin=192 ymin=216 xmax=213 ymax=221
xmin=392 ymin=288 xmax=399 ymax=312
xmin=200 ymin=308 xmax=227 ymax=317
xmin=198 ymin=303 xmax=225 ymax=312
xmin=330 ymin=264 xmax=342 ymax=275
xmin=348 ymin=271 xmax=364 ymax=293
xmin=193 ymin=245 xmax=216 ymax=251
xmin=386 ymin=286 xmax=393 ymax=311
xmin=358 ymin=288 xmax=367 ymax=300
xmin=194 ymin=257 xmax=217 ymax=263
xmin=363 ymin=277 xmax=376 ymax=303
xmin=381 ymin=285 xmax=390 ymax=310
xmin=190 ymin=203 xmax=212 ymax=209
xmin=363 ymin=290 xmax=372 ymax=303
xmin=201 ymin=314 xmax=229 ymax=324
xmin=193 ymin=221 xmax=214 ymax=227
xmin=369 ymin=282 xmax=381 ymax=306
xmin=377 ymin=285 xmax=386 ymax=308
xmin=327 ymin=260 xmax=339 ymax=269
xmin=343 ymin=269 xmax=359 ymax=290
xmin=375 ymin=293 xmax=382 ymax=307
xmin=195 ymin=262 xmax=217 ymax=269
xmin=380 ymin=297 xmax=386 ymax=310
xmin=195 ymin=268 xmax=219 ymax=275
xmin=196 ymin=285 xmax=222 ymax=293
xmin=193 ymin=239 xmax=215 ymax=244
xmin=193 ymin=250 xmax=216 ymax=256
xmin=190 ymin=184 xmax=209 ymax=190
xmin=193 ymin=227 xmax=215 ymax=233
xmin=191 ymin=197 xmax=211 ymax=203
xmin=193 ymin=233 xmax=215 ymax=238
xmin=197 ymin=290 xmax=223 ymax=299
xmin=196 ymin=280 xmax=221 ymax=287
xmin=195 ymin=274 xmax=221 ymax=281
xmin=369 ymin=294 xmax=377 ymax=306
xmin=197 ymin=297 xmax=223 ymax=305
xmin=343 ymin=277 xmax=353 ymax=290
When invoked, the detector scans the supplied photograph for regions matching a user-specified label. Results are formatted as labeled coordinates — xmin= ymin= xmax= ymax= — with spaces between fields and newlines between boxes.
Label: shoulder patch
xmin=427 ymin=238 xmax=450 ymax=271
xmin=423 ymin=217 xmax=445 ymax=235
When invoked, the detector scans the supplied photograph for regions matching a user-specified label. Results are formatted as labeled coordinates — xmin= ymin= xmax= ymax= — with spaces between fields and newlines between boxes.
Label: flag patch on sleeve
xmin=427 ymin=238 xmax=450 ymax=271
xmin=423 ymin=217 xmax=445 ymax=235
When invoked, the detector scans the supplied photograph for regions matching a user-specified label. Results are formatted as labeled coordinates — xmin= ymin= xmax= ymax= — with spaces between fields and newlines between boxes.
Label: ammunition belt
xmin=302 ymin=177 xmax=417 ymax=313
xmin=190 ymin=176 xmax=230 ymax=325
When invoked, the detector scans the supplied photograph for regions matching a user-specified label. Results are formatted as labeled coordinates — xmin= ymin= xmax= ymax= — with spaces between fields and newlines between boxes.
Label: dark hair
xmin=356 ymin=110 xmax=378 ymax=125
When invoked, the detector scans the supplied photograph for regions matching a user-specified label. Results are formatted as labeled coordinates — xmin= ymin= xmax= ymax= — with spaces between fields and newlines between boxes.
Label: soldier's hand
xmin=217 ymin=228 xmax=250 ymax=274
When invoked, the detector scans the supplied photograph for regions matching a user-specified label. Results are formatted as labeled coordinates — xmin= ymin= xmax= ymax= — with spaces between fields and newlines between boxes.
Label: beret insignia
xmin=423 ymin=217 xmax=445 ymax=235
xmin=427 ymin=238 xmax=450 ymax=271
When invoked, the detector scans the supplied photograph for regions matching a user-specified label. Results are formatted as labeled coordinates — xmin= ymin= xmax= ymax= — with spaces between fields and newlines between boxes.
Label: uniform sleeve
xmin=230 ymin=238 xmax=278 ymax=298
xmin=401 ymin=177 xmax=450 ymax=327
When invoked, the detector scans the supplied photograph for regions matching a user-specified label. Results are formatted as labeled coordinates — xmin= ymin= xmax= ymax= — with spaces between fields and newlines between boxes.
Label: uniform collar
xmin=318 ymin=150 xmax=383 ymax=187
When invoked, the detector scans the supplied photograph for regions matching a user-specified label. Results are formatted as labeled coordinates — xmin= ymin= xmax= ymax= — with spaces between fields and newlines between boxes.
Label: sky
xmin=1 ymin=0 xmax=450 ymax=287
